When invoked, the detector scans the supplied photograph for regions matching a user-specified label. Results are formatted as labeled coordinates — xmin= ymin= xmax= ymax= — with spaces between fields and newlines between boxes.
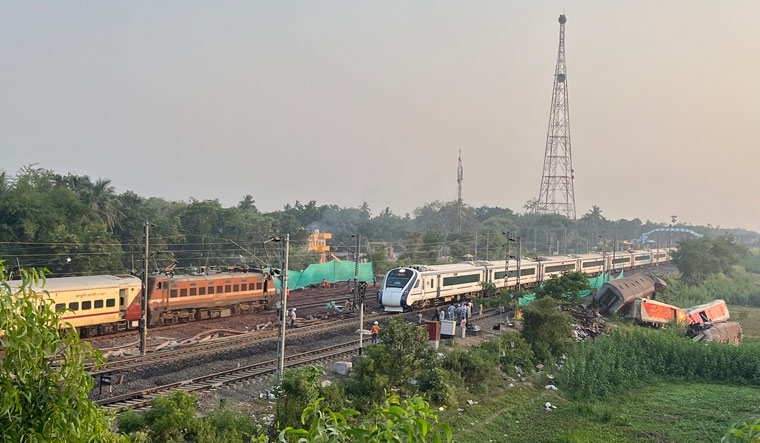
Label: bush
xmin=660 ymin=271 xmax=760 ymax=307
xmin=441 ymin=346 xmax=499 ymax=394
xmin=275 ymin=365 xmax=325 ymax=429
xmin=520 ymin=297 xmax=575 ymax=362
xmin=489 ymin=333 xmax=536 ymax=376
xmin=723 ymin=417 xmax=760 ymax=442
xmin=345 ymin=318 xmax=436 ymax=409
xmin=559 ymin=326 xmax=760 ymax=399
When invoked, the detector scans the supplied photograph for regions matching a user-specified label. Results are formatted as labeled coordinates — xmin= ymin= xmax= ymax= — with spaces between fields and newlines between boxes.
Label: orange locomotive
xmin=125 ymin=271 xmax=277 ymax=327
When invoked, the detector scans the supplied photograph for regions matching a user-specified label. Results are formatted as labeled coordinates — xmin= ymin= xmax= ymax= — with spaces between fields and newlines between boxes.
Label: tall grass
xmin=741 ymin=250 xmax=760 ymax=275
xmin=660 ymin=271 xmax=760 ymax=307
xmin=559 ymin=327 xmax=760 ymax=398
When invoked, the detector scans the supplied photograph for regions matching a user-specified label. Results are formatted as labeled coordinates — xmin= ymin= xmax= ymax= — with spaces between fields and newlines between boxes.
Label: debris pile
xmin=562 ymin=305 xmax=607 ymax=340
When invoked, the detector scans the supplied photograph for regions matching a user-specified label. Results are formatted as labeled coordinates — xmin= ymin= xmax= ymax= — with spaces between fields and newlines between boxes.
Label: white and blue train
xmin=378 ymin=248 xmax=673 ymax=312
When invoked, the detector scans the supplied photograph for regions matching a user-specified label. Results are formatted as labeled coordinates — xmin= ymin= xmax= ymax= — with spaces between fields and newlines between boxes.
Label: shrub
xmin=520 ymin=297 xmax=575 ymax=362
xmin=275 ymin=365 xmax=325 ymax=429
xmin=490 ymin=333 xmax=536 ymax=376
xmin=723 ymin=417 xmax=760 ymax=442
xmin=441 ymin=346 xmax=499 ymax=394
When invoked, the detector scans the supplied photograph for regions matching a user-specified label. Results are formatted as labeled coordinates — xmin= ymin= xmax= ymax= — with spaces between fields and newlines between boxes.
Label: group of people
xmin=436 ymin=301 xmax=482 ymax=328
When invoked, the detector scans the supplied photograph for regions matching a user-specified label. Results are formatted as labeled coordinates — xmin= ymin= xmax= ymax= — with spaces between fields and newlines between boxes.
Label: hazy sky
xmin=2 ymin=2 xmax=759 ymax=229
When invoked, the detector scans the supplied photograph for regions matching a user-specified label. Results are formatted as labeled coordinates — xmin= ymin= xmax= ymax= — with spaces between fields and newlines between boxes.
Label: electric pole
xmin=139 ymin=221 xmax=150 ymax=356
xmin=276 ymin=234 xmax=289 ymax=382
xmin=353 ymin=234 xmax=364 ymax=354
xmin=457 ymin=149 xmax=463 ymax=233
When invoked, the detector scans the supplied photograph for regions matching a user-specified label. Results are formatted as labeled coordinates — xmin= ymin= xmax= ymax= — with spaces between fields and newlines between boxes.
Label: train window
xmin=199 ymin=287 xmax=206 ymax=295
xmin=55 ymin=303 xmax=66 ymax=312
xmin=545 ymin=264 xmax=575 ymax=273
xmin=582 ymin=260 xmax=604 ymax=268
xmin=180 ymin=288 xmax=188 ymax=297
xmin=256 ymin=282 xmax=263 ymax=290
xmin=635 ymin=255 xmax=650 ymax=261
xmin=613 ymin=258 xmax=630 ymax=264
xmin=170 ymin=289 xmax=178 ymax=298
xmin=521 ymin=268 xmax=536 ymax=276
xmin=190 ymin=283 xmax=196 ymax=286
xmin=208 ymin=286 xmax=214 ymax=294
xmin=95 ymin=300 xmax=104 ymax=309
xmin=430 ymin=279 xmax=434 ymax=287
xmin=225 ymin=285 xmax=231 ymax=292
xmin=189 ymin=288 xmax=197 ymax=296
xmin=69 ymin=302 xmax=79 ymax=311
xmin=233 ymin=284 xmax=240 ymax=292
xmin=217 ymin=286 xmax=223 ymax=293
xmin=106 ymin=299 xmax=116 ymax=307
xmin=82 ymin=301 xmax=91 ymax=310
xmin=442 ymin=274 xmax=480 ymax=286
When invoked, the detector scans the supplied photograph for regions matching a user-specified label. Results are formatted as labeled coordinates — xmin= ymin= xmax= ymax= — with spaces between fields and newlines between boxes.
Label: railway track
xmin=96 ymin=341 xmax=360 ymax=411
xmin=90 ymin=316 xmax=363 ymax=376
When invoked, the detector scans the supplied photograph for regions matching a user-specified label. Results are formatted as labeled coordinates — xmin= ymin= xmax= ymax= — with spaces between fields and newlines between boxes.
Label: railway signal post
xmin=353 ymin=234 xmax=364 ymax=355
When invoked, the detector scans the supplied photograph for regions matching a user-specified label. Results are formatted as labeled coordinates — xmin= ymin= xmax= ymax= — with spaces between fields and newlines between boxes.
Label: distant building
xmin=308 ymin=230 xmax=332 ymax=263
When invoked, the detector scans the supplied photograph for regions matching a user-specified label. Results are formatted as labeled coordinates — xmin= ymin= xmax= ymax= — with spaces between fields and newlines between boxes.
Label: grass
xmin=448 ymin=380 xmax=760 ymax=442
xmin=730 ymin=305 xmax=760 ymax=343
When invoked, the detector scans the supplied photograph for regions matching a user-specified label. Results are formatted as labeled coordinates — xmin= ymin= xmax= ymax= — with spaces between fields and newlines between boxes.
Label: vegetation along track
xmin=96 ymin=341 xmax=360 ymax=412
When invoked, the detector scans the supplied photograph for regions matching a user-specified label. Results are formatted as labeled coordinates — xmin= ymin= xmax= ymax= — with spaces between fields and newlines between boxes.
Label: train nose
xmin=380 ymin=288 xmax=404 ymax=311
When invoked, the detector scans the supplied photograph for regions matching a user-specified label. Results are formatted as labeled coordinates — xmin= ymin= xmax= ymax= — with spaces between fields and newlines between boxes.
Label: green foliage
xmin=671 ymin=235 xmax=748 ymax=284
xmin=440 ymin=347 xmax=499 ymax=394
xmin=346 ymin=318 xmax=436 ymax=409
xmin=520 ymin=297 xmax=575 ymax=362
xmin=490 ymin=333 xmax=536 ymax=376
xmin=660 ymin=271 xmax=760 ymax=307
xmin=534 ymin=271 xmax=591 ymax=302
xmin=723 ymin=417 xmax=760 ymax=442
xmin=116 ymin=391 xmax=266 ymax=442
xmin=741 ymin=249 xmax=760 ymax=275
xmin=0 ymin=263 xmax=120 ymax=442
xmin=280 ymin=395 xmax=452 ymax=443
xmin=276 ymin=365 xmax=326 ymax=429
xmin=559 ymin=326 xmax=760 ymax=399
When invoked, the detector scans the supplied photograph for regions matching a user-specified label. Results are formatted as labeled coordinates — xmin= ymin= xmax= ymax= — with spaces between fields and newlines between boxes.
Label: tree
xmin=0 ymin=264 xmax=120 ymax=442
xmin=534 ymin=271 xmax=592 ymax=302
xmin=671 ymin=235 xmax=748 ymax=284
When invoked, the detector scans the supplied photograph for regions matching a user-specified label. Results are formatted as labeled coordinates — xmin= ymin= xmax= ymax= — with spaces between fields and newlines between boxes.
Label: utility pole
xmin=474 ymin=229 xmax=478 ymax=260
xmin=139 ymin=221 xmax=150 ymax=356
xmin=503 ymin=231 xmax=510 ymax=293
xmin=276 ymin=234 xmax=290 ymax=382
xmin=485 ymin=231 xmax=490 ymax=261
xmin=457 ymin=149 xmax=463 ymax=233
xmin=353 ymin=234 xmax=364 ymax=354
xmin=516 ymin=237 xmax=522 ymax=292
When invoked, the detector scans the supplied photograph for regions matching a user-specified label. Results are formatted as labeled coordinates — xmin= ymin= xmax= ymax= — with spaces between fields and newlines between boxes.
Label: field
xmin=449 ymin=381 xmax=760 ymax=442
xmin=447 ymin=305 xmax=760 ymax=442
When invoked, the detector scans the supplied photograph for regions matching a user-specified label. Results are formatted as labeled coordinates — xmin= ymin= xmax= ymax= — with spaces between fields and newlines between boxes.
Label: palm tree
xmin=238 ymin=195 xmax=256 ymax=211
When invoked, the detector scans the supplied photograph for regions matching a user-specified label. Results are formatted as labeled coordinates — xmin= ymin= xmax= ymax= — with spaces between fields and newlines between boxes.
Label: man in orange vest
xmin=371 ymin=321 xmax=380 ymax=344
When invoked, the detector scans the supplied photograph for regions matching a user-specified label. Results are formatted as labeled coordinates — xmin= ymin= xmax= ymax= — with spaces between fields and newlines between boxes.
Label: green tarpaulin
xmin=274 ymin=261 xmax=375 ymax=290
xmin=518 ymin=271 xmax=626 ymax=306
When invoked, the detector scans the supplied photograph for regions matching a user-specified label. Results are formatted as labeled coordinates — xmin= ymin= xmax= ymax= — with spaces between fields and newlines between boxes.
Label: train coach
xmin=379 ymin=248 xmax=673 ymax=312
xmin=9 ymin=274 xmax=142 ymax=336
xmin=9 ymin=268 xmax=277 ymax=336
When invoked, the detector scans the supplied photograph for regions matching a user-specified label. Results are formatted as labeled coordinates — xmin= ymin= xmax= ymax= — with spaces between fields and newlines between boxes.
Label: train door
xmin=436 ymin=275 xmax=441 ymax=300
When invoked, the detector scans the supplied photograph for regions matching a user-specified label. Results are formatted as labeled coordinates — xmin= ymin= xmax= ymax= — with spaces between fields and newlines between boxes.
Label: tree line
xmin=1 ymin=166 xmax=757 ymax=277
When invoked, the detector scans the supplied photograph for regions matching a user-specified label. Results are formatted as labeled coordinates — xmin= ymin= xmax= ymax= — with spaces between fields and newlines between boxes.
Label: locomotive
xmin=378 ymin=248 xmax=673 ymax=312
xmin=11 ymin=269 xmax=276 ymax=337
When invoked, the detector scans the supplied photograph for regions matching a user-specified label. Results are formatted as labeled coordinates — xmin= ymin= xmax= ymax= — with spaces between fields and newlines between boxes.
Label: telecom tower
xmin=537 ymin=14 xmax=576 ymax=219
xmin=457 ymin=149 xmax=463 ymax=232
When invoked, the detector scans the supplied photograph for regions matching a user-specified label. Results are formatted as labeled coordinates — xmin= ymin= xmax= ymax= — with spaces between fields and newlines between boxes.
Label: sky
xmin=1 ymin=1 xmax=759 ymax=230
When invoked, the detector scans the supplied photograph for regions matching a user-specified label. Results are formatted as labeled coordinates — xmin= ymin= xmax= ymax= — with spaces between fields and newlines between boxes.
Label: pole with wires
xmin=139 ymin=221 xmax=150 ymax=356
xmin=353 ymin=234 xmax=364 ymax=354
xmin=276 ymin=234 xmax=289 ymax=382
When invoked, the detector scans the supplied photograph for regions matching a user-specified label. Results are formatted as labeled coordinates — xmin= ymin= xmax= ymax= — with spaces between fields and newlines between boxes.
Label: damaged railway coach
xmin=592 ymin=274 xmax=667 ymax=316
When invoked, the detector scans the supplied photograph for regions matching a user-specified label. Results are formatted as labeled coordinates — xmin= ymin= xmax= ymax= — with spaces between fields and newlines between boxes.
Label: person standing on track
xmin=371 ymin=321 xmax=380 ymax=344
xmin=439 ymin=308 xmax=446 ymax=322
xmin=448 ymin=304 xmax=456 ymax=321
xmin=290 ymin=307 xmax=297 ymax=329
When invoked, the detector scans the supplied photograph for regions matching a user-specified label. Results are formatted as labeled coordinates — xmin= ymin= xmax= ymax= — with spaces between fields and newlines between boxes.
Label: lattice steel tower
xmin=537 ymin=14 xmax=576 ymax=219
